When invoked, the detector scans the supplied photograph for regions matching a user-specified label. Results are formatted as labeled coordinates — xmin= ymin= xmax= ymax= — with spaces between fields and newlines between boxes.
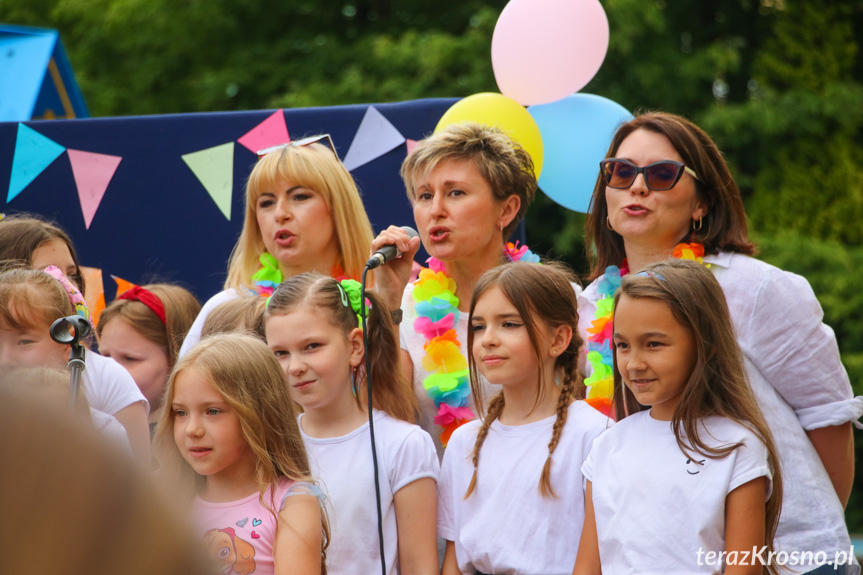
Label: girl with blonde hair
xmin=155 ymin=333 xmax=328 ymax=575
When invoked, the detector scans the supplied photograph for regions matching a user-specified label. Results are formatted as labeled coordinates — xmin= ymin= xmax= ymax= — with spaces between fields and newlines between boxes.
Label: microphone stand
xmin=50 ymin=316 xmax=91 ymax=409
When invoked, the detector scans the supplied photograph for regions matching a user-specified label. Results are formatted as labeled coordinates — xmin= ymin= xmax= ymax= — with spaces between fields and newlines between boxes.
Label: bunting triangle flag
xmin=67 ymin=149 xmax=122 ymax=229
xmin=406 ymin=139 xmax=418 ymax=155
xmin=111 ymin=275 xmax=137 ymax=299
xmin=237 ymin=109 xmax=290 ymax=154
xmin=7 ymin=123 xmax=66 ymax=202
xmin=80 ymin=266 xmax=106 ymax=327
xmin=342 ymin=106 xmax=406 ymax=171
xmin=181 ymin=142 xmax=235 ymax=220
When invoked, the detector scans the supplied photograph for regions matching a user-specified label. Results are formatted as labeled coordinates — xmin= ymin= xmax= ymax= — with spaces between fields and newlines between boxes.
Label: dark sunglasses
xmin=599 ymin=158 xmax=700 ymax=191
xmin=256 ymin=134 xmax=338 ymax=161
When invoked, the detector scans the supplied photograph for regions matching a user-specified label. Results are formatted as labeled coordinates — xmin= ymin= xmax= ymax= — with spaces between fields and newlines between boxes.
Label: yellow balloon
xmin=435 ymin=92 xmax=544 ymax=177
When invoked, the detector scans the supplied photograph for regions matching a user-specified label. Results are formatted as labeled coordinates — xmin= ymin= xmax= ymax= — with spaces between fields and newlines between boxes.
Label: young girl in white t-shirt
xmin=264 ymin=273 xmax=439 ymax=575
xmin=439 ymin=262 xmax=610 ymax=575
xmin=154 ymin=333 xmax=328 ymax=575
xmin=573 ymin=259 xmax=784 ymax=575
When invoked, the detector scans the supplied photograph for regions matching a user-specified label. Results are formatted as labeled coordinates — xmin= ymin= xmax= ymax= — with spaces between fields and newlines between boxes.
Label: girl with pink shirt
xmin=155 ymin=333 xmax=329 ymax=575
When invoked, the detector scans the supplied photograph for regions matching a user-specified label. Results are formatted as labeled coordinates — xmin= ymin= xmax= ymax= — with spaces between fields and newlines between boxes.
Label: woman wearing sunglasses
xmin=581 ymin=111 xmax=861 ymax=574
xmin=179 ymin=135 xmax=375 ymax=356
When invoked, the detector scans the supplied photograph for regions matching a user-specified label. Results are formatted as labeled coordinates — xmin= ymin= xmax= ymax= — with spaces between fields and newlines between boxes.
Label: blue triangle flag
xmin=7 ymin=123 xmax=66 ymax=202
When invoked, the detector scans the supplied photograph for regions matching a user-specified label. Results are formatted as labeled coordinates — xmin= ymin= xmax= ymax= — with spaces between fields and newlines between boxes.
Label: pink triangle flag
xmin=67 ymin=149 xmax=122 ymax=229
xmin=406 ymin=139 xmax=418 ymax=155
xmin=237 ymin=109 xmax=290 ymax=154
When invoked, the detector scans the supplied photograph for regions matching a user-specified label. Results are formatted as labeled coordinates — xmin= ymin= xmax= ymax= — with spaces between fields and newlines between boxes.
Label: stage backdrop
xmin=0 ymin=98 xmax=489 ymax=304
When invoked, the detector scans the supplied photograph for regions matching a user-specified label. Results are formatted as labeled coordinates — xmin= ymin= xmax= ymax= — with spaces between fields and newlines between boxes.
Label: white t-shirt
xmin=82 ymin=348 xmax=149 ymax=417
xmin=401 ymin=280 xmax=583 ymax=458
xmin=89 ymin=407 xmax=132 ymax=453
xmin=578 ymin=252 xmax=863 ymax=572
xmin=300 ymin=410 xmax=439 ymax=575
xmin=178 ymin=288 xmax=240 ymax=358
xmin=582 ymin=411 xmax=772 ymax=575
xmin=438 ymin=400 xmax=611 ymax=575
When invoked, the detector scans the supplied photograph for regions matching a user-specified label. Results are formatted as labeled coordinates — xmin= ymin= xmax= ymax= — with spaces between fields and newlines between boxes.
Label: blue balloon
xmin=528 ymin=94 xmax=632 ymax=213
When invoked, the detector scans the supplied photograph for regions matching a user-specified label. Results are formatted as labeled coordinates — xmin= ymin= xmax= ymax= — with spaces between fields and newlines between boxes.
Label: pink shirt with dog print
xmin=192 ymin=479 xmax=321 ymax=575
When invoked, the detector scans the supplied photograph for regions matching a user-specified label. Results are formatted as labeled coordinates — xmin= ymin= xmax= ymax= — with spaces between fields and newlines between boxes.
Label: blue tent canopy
xmin=0 ymin=24 xmax=89 ymax=121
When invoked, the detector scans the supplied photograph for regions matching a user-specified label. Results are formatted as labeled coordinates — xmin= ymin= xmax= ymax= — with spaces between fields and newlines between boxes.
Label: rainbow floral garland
xmin=413 ymin=242 xmax=539 ymax=446
xmin=584 ymin=242 xmax=707 ymax=415
xmin=251 ymin=252 xmax=349 ymax=297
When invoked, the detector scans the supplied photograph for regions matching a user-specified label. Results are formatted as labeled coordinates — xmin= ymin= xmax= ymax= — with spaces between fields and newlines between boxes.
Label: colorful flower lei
xmin=251 ymin=252 xmax=349 ymax=297
xmin=584 ymin=242 xmax=707 ymax=416
xmin=413 ymin=242 xmax=540 ymax=446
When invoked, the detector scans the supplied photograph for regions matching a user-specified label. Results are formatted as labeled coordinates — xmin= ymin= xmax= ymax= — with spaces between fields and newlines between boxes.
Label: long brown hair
xmin=153 ymin=333 xmax=329 ymax=572
xmin=0 ymin=213 xmax=87 ymax=292
xmin=264 ymin=273 xmax=418 ymax=422
xmin=585 ymin=111 xmax=756 ymax=279
xmin=612 ymin=259 xmax=782 ymax=570
xmin=464 ymin=262 xmax=586 ymax=498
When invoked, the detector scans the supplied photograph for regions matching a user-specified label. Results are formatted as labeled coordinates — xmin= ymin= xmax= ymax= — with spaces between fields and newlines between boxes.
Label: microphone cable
xmin=360 ymin=264 xmax=387 ymax=575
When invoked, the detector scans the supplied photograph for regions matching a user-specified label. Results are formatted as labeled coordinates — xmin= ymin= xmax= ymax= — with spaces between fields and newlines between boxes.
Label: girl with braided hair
xmin=438 ymin=262 xmax=610 ymax=575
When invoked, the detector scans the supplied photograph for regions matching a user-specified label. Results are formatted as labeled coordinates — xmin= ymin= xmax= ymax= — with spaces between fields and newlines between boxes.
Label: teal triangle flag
xmin=7 ymin=123 xmax=66 ymax=202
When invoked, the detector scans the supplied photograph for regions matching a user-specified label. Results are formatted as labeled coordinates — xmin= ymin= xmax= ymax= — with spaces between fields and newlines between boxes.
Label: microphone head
xmin=400 ymin=226 xmax=419 ymax=240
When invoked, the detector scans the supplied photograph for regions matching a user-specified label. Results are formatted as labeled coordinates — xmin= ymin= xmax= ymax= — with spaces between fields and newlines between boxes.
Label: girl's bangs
xmin=0 ymin=296 xmax=57 ymax=332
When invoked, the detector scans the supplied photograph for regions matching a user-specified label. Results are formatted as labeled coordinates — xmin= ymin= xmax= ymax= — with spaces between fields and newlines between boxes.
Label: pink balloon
xmin=492 ymin=0 xmax=610 ymax=106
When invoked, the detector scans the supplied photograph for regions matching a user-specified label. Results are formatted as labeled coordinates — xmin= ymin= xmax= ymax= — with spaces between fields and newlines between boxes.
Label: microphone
xmin=365 ymin=226 xmax=419 ymax=269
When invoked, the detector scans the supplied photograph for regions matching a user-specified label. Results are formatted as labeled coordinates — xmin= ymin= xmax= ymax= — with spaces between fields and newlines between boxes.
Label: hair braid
xmin=539 ymin=350 xmax=580 ymax=497
xmin=463 ymin=392 xmax=506 ymax=499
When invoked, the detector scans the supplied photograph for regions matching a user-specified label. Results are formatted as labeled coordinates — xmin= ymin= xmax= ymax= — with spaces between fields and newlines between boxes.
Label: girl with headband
xmin=179 ymin=137 xmax=375 ymax=357
xmin=0 ymin=267 xmax=149 ymax=459
xmin=264 ymin=273 xmax=439 ymax=575
xmin=98 ymin=284 xmax=201 ymax=432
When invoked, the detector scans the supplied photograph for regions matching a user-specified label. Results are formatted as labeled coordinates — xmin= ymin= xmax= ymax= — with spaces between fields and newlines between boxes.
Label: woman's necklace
xmin=584 ymin=242 xmax=707 ymax=415
xmin=251 ymin=252 xmax=348 ymax=296
xmin=412 ymin=242 xmax=540 ymax=446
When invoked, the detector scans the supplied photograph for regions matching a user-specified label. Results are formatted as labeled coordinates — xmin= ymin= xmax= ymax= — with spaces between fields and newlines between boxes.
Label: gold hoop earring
xmin=606 ymin=217 xmax=614 ymax=231
xmin=692 ymin=217 xmax=703 ymax=232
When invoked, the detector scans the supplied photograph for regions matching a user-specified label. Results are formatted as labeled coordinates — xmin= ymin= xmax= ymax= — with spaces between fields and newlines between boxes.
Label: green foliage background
xmin=3 ymin=0 xmax=862 ymax=527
